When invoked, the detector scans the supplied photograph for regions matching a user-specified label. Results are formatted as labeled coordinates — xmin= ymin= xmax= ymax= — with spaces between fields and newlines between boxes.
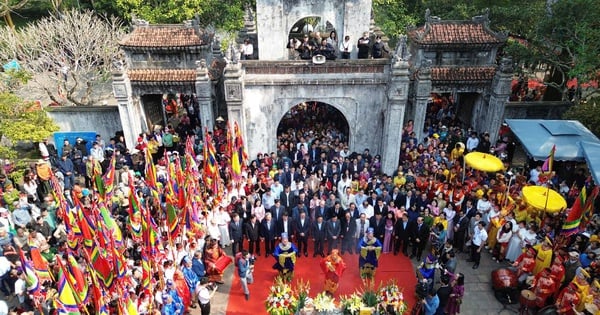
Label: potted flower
xmin=360 ymin=279 xmax=379 ymax=315
xmin=313 ymin=291 xmax=337 ymax=314
xmin=377 ymin=280 xmax=408 ymax=314
xmin=340 ymin=293 xmax=364 ymax=315
xmin=295 ymin=279 xmax=312 ymax=314
xmin=266 ymin=276 xmax=298 ymax=315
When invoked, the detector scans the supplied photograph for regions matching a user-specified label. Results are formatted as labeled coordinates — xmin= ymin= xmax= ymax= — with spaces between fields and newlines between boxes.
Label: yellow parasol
xmin=464 ymin=152 xmax=505 ymax=172
xmin=521 ymin=185 xmax=567 ymax=214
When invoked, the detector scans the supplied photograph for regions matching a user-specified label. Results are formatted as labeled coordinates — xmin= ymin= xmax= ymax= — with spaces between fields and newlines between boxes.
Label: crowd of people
xmin=0 ymin=93 xmax=599 ymax=315
xmin=287 ymin=30 xmax=390 ymax=61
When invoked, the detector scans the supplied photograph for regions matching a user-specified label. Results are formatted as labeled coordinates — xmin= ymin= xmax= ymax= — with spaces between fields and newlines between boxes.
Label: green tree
xmin=0 ymin=92 xmax=59 ymax=158
xmin=112 ymin=0 xmax=253 ymax=32
xmin=563 ymin=96 xmax=600 ymax=138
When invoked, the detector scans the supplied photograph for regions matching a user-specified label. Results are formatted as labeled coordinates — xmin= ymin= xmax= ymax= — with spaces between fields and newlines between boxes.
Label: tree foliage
xmin=0 ymin=10 xmax=124 ymax=106
xmin=563 ymin=96 xmax=600 ymax=138
xmin=107 ymin=0 xmax=253 ymax=32
xmin=0 ymin=92 xmax=58 ymax=158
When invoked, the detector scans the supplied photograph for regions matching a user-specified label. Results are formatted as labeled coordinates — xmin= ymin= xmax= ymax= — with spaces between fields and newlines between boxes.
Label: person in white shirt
xmin=339 ymin=35 xmax=353 ymax=59
xmin=0 ymin=255 xmax=12 ymax=296
xmin=241 ymin=39 xmax=254 ymax=60
xmin=196 ymin=277 xmax=218 ymax=315
xmin=466 ymin=132 xmax=480 ymax=152
xmin=477 ymin=195 xmax=492 ymax=224
xmin=359 ymin=200 xmax=374 ymax=219
xmin=529 ymin=166 xmax=541 ymax=184
xmin=14 ymin=271 xmax=27 ymax=305
xmin=470 ymin=221 xmax=488 ymax=269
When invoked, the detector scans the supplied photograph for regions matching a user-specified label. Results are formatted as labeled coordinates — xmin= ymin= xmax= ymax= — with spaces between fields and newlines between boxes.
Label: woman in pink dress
xmin=252 ymin=199 xmax=266 ymax=223
xmin=382 ymin=212 xmax=395 ymax=253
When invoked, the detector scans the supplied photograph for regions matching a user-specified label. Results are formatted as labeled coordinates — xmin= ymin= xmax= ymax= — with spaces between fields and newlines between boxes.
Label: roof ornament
xmin=425 ymin=9 xmax=441 ymax=23
xmin=472 ymin=8 xmax=490 ymax=24
xmin=393 ymin=34 xmax=410 ymax=63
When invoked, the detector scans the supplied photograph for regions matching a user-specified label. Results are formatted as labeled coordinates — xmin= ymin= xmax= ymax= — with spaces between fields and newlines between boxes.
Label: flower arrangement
xmin=295 ymin=279 xmax=311 ymax=310
xmin=377 ymin=280 xmax=408 ymax=314
xmin=265 ymin=276 xmax=298 ymax=315
xmin=360 ymin=279 xmax=379 ymax=308
xmin=339 ymin=293 xmax=363 ymax=315
xmin=313 ymin=292 xmax=336 ymax=313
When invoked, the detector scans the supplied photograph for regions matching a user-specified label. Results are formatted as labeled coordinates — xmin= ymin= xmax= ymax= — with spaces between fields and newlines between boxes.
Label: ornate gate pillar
xmin=382 ymin=59 xmax=410 ymax=175
xmin=486 ymin=57 xmax=513 ymax=144
xmin=112 ymin=71 xmax=140 ymax=148
xmin=195 ymin=60 xmax=214 ymax=132
xmin=413 ymin=64 xmax=432 ymax=144
xmin=224 ymin=62 xmax=245 ymax=138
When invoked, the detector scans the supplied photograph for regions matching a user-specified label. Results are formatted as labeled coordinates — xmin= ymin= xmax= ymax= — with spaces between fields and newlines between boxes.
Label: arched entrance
xmin=276 ymin=101 xmax=350 ymax=155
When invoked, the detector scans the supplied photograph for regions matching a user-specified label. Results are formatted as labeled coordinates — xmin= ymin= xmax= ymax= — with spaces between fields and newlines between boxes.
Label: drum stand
xmin=497 ymin=293 xmax=518 ymax=314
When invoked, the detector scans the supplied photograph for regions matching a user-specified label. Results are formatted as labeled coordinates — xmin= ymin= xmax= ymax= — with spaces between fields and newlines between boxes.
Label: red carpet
xmin=225 ymin=251 xmax=417 ymax=314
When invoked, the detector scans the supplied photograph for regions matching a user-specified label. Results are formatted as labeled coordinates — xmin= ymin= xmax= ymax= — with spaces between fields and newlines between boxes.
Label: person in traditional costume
xmin=273 ymin=232 xmax=298 ymax=281
xmin=358 ymin=228 xmax=382 ymax=279
xmin=161 ymin=293 xmax=184 ymax=315
xmin=511 ymin=246 xmax=537 ymax=284
xmin=181 ymin=257 xmax=199 ymax=308
xmin=550 ymin=255 xmax=566 ymax=292
xmin=555 ymin=282 xmax=580 ymax=315
xmin=532 ymin=237 xmax=554 ymax=275
xmin=572 ymin=268 xmax=591 ymax=312
xmin=204 ymin=238 xmax=231 ymax=284
xmin=530 ymin=268 xmax=557 ymax=309
xmin=445 ymin=272 xmax=464 ymax=315
xmin=320 ymin=249 xmax=347 ymax=295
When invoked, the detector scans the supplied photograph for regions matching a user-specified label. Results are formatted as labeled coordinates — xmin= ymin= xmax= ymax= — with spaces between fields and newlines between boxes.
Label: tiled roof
xmin=410 ymin=22 xmax=504 ymax=45
xmin=127 ymin=69 xmax=197 ymax=82
xmin=431 ymin=66 xmax=496 ymax=82
xmin=120 ymin=26 xmax=202 ymax=47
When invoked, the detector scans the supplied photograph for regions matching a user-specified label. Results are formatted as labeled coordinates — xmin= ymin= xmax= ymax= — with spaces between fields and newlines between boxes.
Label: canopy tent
xmin=580 ymin=141 xmax=600 ymax=184
xmin=505 ymin=119 xmax=600 ymax=161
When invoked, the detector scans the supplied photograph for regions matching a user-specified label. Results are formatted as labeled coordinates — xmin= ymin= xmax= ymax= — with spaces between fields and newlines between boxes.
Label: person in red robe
xmin=204 ymin=238 xmax=231 ymax=284
xmin=550 ymin=255 xmax=566 ymax=296
xmin=555 ymin=282 xmax=580 ymax=315
xmin=320 ymin=249 xmax=347 ymax=295
xmin=530 ymin=268 xmax=557 ymax=308
xmin=511 ymin=246 xmax=536 ymax=284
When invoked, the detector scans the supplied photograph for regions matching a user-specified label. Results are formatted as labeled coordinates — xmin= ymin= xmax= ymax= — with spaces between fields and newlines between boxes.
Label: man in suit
xmin=309 ymin=143 xmax=321 ymax=165
xmin=355 ymin=213 xmax=370 ymax=243
xmin=453 ymin=209 xmax=469 ymax=252
xmin=369 ymin=212 xmax=385 ymax=242
xmin=340 ymin=211 xmax=357 ymax=254
xmin=313 ymin=199 xmax=327 ymax=222
xmin=260 ymin=212 xmax=277 ymax=257
xmin=366 ymin=192 xmax=379 ymax=208
xmin=229 ymin=213 xmax=244 ymax=256
xmin=374 ymin=199 xmax=388 ymax=217
xmin=327 ymin=202 xmax=344 ymax=221
xmin=245 ymin=215 xmax=261 ymax=256
xmin=277 ymin=212 xmax=294 ymax=242
xmin=399 ymin=190 xmax=416 ymax=211
xmin=280 ymin=185 xmax=296 ymax=213
xmin=326 ymin=215 xmax=341 ymax=254
xmin=291 ymin=200 xmax=308 ymax=222
xmin=294 ymin=211 xmax=311 ymax=257
xmin=270 ymin=199 xmax=285 ymax=223
xmin=312 ymin=215 xmax=327 ymax=257
xmin=393 ymin=214 xmax=412 ymax=256
xmin=236 ymin=196 xmax=252 ymax=223
xmin=410 ymin=216 xmax=430 ymax=261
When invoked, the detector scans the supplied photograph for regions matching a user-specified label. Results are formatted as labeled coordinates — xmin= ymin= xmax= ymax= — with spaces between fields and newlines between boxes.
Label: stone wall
xmin=46 ymin=106 xmax=122 ymax=140
xmin=504 ymin=101 xmax=572 ymax=120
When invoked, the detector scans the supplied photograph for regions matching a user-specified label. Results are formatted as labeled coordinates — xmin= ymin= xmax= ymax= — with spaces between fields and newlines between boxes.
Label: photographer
xmin=196 ymin=277 xmax=218 ymax=315
xmin=237 ymin=250 xmax=254 ymax=300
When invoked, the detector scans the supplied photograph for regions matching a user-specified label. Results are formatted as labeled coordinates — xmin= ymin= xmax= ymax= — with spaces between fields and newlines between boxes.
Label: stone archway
xmin=276 ymin=101 xmax=350 ymax=146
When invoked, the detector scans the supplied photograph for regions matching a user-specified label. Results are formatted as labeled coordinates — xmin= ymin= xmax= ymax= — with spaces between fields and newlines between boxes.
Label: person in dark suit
xmin=327 ymin=202 xmax=344 ymax=221
xmin=415 ymin=193 xmax=430 ymax=212
xmin=229 ymin=213 xmax=244 ymax=256
xmin=245 ymin=215 xmax=260 ymax=256
xmin=291 ymin=201 xmax=308 ymax=222
xmin=399 ymin=190 xmax=417 ymax=211
xmin=393 ymin=214 xmax=412 ymax=256
xmin=270 ymin=199 xmax=285 ymax=223
xmin=294 ymin=211 xmax=311 ymax=257
xmin=308 ymin=143 xmax=321 ymax=165
xmin=410 ymin=216 xmax=430 ymax=261
xmin=236 ymin=196 xmax=252 ymax=223
xmin=369 ymin=213 xmax=385 ymax=242
xmin=277 ymin=212 xmax=295 ymax=241
xmin=453 ymin=209 xmax=469 ymax=252
xmin=312 ymin=215 xmax=327 ymax=257
xmin=326 ymin=216 xmax=341 ymax=254
xmin=374 ymin=199 xmax=389 ymax=217
xmin=313 ymin=200 xmax=327 ymax=222
xmin=260 ymin=212 xmax=277 ymax=257
xmin=366 ymin=193 xmax=379 ymax=208
xmin=340 ymin=211 xmax=357 ymax=254
xmin=279 ymin=186 xmax=296 ymax=213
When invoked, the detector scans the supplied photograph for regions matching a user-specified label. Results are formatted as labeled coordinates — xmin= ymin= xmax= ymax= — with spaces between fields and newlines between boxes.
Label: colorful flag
xmin=54 ymin=257 xmax=82 ymax=315
xmin=580 ymin=186 xmax=600 ymax=228
xmin=128 ymin=184 xmax=143 ymax=240
xmin=65 ymin=256 xmax=90 ymax=304
xmin=562 ymin=186 xmax=586 ymax=236
xmin=541 ymin=145 xmax=556 ymax=174
xmin=28 ymin=246 xmax=52 ymax=282
xmin=102 ymin=154 xmax=116 ymax=200
xmin=166 ymin=203 xmax=180 ymax=239
xmin=145 ymin=150 xmax=158 ymax=189
xmin=19 ymin=250 xmax=40 ymax=294
xmin=85 ymin=245 xmax=114 ymax=290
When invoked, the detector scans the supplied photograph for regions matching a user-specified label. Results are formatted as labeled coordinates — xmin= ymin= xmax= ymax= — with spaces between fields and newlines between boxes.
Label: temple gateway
xmin=113 ymin=0 xmax=511 ymax=174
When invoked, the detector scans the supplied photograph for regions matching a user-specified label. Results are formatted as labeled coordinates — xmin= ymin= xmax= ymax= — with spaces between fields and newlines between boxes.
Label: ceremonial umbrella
xmin=464 ymin=152 xmax=504 ymax=172
xmin=521 ymin=185 xmax=567 ymax=214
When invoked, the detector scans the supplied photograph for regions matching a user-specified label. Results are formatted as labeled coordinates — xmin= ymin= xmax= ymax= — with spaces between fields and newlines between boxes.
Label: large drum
xmin=519 ymin=290 xmax=537 ymax=308
xmin=492 ymin=268 xmax=518 ymax=291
